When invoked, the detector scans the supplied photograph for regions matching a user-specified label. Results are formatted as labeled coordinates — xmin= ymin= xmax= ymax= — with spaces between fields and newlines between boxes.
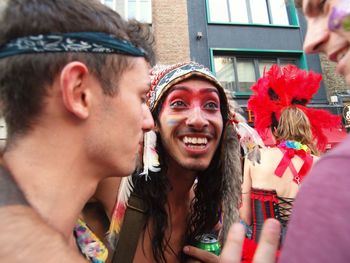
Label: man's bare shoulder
xmin=0 ymin=205 xmax=87 ymax=262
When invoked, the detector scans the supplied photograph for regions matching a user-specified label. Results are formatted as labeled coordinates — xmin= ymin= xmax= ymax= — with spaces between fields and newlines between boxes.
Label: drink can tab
xmin=194 ymin=233 xmax=221 ymax=256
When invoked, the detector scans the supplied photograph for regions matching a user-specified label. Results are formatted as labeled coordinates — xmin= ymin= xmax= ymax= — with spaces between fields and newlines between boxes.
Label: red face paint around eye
xmin=162 ymin=86 xmax=220 ymax=112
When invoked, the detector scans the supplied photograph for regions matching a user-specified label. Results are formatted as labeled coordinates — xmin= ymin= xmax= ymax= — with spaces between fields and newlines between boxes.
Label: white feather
xmin=139 ymin=130 xmax=160 ymax=180
xmin=236 ymin=122 xmax=265 ymax=164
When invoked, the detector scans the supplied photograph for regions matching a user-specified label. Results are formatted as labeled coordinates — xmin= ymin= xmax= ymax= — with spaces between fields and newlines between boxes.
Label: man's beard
xmin=134 ymin=151 xmax=143 ymax=174
xmin=175 ymin=156 xmax=210 ymax=172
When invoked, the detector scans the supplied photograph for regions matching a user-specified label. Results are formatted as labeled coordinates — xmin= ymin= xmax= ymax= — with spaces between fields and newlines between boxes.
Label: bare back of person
xmin=241 ymin=146 xmax=318 ymax=228
xmin=249 ymin=147 xmax=318 ymax=198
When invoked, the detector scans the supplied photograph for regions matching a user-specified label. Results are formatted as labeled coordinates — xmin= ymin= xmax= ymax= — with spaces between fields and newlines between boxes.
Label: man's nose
xmin=185 ymin=107 xmax=209 ymax=130
xmin=303 ymin=20 xmax=329 ymax=54
xmin=142 ymin=105 xmax=155 ymax=132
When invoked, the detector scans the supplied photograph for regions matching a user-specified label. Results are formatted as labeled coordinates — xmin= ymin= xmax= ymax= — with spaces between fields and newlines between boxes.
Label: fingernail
xmin=265 ymin=218 xmax=281 ymax=233
xmin=183 ymin=246 xmax=189 ymax=253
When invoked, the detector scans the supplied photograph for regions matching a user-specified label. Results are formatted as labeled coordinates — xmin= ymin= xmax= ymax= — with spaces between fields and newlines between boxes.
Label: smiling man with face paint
xmin=121 ymin=62 xmax=243 ymax=263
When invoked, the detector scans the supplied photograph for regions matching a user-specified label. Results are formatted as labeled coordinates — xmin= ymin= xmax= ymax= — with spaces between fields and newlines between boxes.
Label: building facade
xmin=0 ymin=1 xmax=347 ymax=148
xmin=106 ymin=1 xmax=347 ymax=110
xmin=107 ymin=0 xmax=348 ymax=138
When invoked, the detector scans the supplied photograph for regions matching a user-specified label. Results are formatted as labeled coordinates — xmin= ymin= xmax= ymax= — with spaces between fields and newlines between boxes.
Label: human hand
xmin=183 ymin=219 xmax=280 ymax=263
xmin=218 ymin=222 xmax=245 ymax=263
xmin=251 ymin=219 xmax=280 ymax=263
xmin=220 ymin=218 xmax=280 ymax=263
xmin=183 ymin=245 xmax=219 ymax=263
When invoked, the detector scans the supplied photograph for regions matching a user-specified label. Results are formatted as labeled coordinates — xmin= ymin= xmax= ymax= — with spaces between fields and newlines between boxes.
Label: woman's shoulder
xmin=260 ymin=146 xmax=283 ymax=155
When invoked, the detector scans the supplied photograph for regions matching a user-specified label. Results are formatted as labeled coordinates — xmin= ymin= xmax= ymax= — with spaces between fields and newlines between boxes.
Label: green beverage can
xmin=194 ymin=233 xmax=221 ymax=256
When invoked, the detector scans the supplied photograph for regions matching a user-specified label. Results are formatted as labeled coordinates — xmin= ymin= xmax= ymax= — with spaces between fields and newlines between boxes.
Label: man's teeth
xmin=183 ymin=136 xmax=208 ymax=145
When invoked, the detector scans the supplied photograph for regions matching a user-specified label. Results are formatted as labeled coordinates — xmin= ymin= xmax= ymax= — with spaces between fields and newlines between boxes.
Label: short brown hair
xmin=0 ymin=0 xmax=155 ymax=139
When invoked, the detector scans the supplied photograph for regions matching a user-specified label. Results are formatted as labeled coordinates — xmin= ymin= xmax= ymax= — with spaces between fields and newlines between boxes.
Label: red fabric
xmin=241 ymin=238 xmax=257 ymax=263
xmin=241 ymin=238 xmax=281 ymax=263
xmin=274 ymin=147 xmax=313 ymax=184
xmin=250 ymin=189 xmax=278 ymax=203
xmin=250 ymin=189 xmax=278 ymax=242
xmin=251 ymin=195 xmax=256 ymax=239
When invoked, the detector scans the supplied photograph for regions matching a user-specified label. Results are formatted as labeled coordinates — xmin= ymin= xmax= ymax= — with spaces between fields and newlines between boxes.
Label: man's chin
xmin=182 ymin=161 xmax=210 ymax=172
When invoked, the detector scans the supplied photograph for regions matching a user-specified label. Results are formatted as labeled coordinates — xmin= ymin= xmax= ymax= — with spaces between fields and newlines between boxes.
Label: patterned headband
xmin=148 ymin=62 xmax=226 ymax=111
xmin=0 ymin=32 xmax=146 ymax=59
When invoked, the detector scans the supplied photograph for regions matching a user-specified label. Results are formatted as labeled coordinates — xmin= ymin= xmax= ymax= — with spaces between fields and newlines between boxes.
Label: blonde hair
xmin=273 ymin=107 xmax=319 ymax=155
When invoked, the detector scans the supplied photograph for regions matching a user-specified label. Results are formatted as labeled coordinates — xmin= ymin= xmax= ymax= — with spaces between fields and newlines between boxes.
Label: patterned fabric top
xmin=74 ymin=218 xmax=108 ymax=263
xmin=0 ymin=32 xmax=145 ymax=59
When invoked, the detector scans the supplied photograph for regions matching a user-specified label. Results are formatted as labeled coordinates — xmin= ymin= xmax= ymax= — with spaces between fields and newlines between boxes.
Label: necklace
xmin=277 ymin=140 xmax=310 ymax=153
xmin=275 ymin=140 xmax=313 ymax=184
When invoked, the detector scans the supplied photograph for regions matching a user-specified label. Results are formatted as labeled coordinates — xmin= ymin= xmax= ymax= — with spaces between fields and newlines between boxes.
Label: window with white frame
xmin=213 ymin=54 xmax=298 ymax=94
xmin=207 ymin=0 xmax=290 ymax=25
xmin=100 ymin=0 xmax=115 ymax=9
xmin=100 ymin=0 xmax=152 ymax=24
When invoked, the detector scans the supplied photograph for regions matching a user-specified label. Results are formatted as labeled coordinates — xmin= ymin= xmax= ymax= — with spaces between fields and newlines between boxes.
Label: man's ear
xmin=59 ymin=62 xmax=91 ymax=119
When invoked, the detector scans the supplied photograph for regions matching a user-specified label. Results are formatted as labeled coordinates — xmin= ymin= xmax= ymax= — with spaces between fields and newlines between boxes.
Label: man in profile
xmin=0 ymin=0 xmax=154 ymax=261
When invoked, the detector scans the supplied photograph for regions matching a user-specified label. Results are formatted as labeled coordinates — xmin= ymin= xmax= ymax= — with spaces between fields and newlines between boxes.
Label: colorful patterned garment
xmin=242 ymin=141 xmax=313 ymax=263
xmin=74 ymin=218 xmax=108 ymax=263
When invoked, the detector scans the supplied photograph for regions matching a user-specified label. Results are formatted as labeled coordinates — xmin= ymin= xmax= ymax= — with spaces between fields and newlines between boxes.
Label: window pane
xmin=208 ymin=0 xmax=229 ymax=22
xmin=236 ymin=58 xmax=256 ymax=92
xmin=229 ymin=0 xmax=249 ymax=23
xmin=279 ymin=59 xmax=297 ymax=67
xmin=214 ymin=56 xmax=236 ymax=92
xmin=250 ymin=0 xmax=269 ymax=24
xmin=101 ymin=0 xmax=114 ymax=9
xmin=258 ymin=59 xmax=276 ymax=77
xmin=114 ymin=0 xmax=126 ymax=18
xmin=139 ymin=0 xmax=152 ymax=23
xmin=270 ymin=0 xmax=289 ymax=25
xmin=128 ymin=0 xmax=137 ymax=19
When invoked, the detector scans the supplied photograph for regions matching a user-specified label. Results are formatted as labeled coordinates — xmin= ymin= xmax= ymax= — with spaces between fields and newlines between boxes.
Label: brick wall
xmin=152 ymin=0 xmax=190 ymax=64
xmin=320 ymin=54 xmax=348 ymax=99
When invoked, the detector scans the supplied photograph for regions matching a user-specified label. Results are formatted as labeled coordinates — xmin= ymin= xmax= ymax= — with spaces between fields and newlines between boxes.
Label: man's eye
xmin=204 ymin=102 xmax=219 ymax=110
xmin=170 ymin=100 xmax=186 ymax=108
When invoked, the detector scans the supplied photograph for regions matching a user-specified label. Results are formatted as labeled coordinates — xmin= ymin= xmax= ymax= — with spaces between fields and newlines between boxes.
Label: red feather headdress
xmin=248 ymin=64 xmax=341 ymax=152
